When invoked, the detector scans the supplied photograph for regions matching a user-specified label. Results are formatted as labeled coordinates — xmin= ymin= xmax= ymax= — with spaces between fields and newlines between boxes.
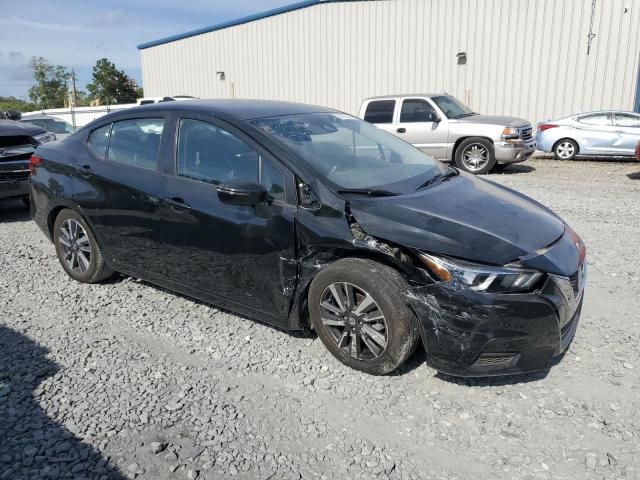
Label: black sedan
xmin=1 ymin=119 xmax=55 ymax=203
xmin=30 ymin=100 xmax=586 ymax=377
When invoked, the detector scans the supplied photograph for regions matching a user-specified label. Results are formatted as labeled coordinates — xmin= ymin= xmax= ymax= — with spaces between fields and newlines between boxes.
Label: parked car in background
xmin=537 ymin=111 xmax=640 ymax=160
xmin=359 ymin=94 xmax=536 ymax=174
xmin=21 ymin=115 xmax=76 ymax=141
xmin=137 ymin=95 xmax=196 ymax=105
xmin=1 ymin=120 xmax=54 ymax=204
xmin=31 ymin=100 xmax=585 ymax=377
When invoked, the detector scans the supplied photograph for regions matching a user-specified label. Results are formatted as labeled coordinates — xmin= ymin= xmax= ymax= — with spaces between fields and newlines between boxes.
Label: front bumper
xmin=404 ymin=268 xmax=584 ymax=377
xmin=494 ymin=138 xmax=537 ymax=164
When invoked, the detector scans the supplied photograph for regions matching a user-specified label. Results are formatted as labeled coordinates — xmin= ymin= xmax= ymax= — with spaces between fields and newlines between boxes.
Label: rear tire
xmin=455 ymin=137 xmax=496 ymax=174
xmin=308 ymin=258 xmax=420 ymax=375
xmin=553 ymin=139 xmax=578 ymax=160
xmin=53 ymin=209 xmax=114 ymax=283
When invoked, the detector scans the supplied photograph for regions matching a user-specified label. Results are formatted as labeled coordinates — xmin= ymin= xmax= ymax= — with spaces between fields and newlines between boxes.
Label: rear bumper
xmin=0 ymin=177 xmax=29 ymax=200
xmin=495 ymin=138 xmax=537 ymax=164
xmin=403 ymin=274 xmax=583 ymax=378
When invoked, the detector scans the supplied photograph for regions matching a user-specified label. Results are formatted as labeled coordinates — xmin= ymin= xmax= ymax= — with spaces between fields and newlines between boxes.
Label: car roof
xmin=21 ymin=114 xmax=67 ymax=122
xmin=363 ymin=94 xmax=447 ymax=101
xmin=567 ymin=110 xmax=638 ymax=118
xmin=124 ymin=99 xmax=338 ymax=120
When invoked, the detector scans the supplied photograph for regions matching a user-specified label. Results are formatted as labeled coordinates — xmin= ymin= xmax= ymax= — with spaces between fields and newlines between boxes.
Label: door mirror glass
xmin=428 ymin=112 xmax=441 ymax=123
xmin=217 ymin=180 xmax=267 ymax=206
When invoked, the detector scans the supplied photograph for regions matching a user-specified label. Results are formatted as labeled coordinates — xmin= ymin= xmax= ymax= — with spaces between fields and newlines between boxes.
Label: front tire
xmin=455 ymin=137 xmax=496 ymax=174
xmin=53 ymin=209 xmax=114 ymax=283
xmin=308 ymin=258 xmax=420 ymax=375
xmin=553 ymin=139 xmax=578 ymax=160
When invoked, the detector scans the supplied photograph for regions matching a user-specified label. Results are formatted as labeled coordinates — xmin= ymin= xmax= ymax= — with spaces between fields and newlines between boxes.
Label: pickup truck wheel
xmin=455 ymin=138 xmax=496 ymax=174
xmin=308 ymin=258 xmax=420 ymax=375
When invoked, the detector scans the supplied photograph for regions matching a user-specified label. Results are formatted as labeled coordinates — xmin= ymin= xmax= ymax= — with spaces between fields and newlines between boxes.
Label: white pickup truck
xmin=359 ymin=94 xmax=536 ymax=174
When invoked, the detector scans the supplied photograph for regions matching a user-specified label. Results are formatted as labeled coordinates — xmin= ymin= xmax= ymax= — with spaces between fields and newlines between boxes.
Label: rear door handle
xmin=163 ymin=197 xmax=192 ymax=212
xmin=397 ymin=128 xmax=406 ymax=133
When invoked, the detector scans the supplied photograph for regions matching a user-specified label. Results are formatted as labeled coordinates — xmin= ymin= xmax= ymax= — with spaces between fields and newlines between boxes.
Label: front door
xmin=393 ymin=98 xmax=449 ymax=160
xmin=613 ymin=113 xmax=640 ymax=155
xmin=161 ymin=116 xmax=296 ymax=322
xmin=74 ymin=117 xmax=168 ymax=279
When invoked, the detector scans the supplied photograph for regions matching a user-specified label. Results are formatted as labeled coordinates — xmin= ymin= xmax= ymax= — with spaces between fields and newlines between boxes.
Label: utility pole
xmin=70 ymin=70 xmax=78 ymax=128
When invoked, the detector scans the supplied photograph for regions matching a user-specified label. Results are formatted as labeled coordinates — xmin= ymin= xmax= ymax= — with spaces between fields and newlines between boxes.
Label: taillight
xmin=29 ymin=155 xmax=41 ymax=175
xmin=537 ymin=124 xmax=558 ymax=132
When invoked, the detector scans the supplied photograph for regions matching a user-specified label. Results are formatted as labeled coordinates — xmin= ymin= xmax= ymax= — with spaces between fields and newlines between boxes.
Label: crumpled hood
xmin=349 ymin=174 xmax=564 ymax=265
xmin=0 ymin=119 xmax=46 ymax=137
xmin=456 ymin=115 xmax=530 ymax=127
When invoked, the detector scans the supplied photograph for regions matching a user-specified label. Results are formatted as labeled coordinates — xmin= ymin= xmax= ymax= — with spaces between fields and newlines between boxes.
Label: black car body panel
xmin=30 ymin=100 xmax=586 ymax=377
xmin=0 ymin=120 xmax=46 ymax=201
xmin=348 ymin=174 xmax=565 ymax=266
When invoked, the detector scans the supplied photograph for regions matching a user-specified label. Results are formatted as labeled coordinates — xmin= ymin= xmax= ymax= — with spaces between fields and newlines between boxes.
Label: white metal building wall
xmin=140 ymin=0 xmax=640 ymax=123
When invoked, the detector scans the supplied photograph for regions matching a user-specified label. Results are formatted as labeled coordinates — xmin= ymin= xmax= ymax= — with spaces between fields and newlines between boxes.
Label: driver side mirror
xmin=217 ymin=180 xmax=267 ymax=206
xmin=428 ymin=112 xmax=441 ymax=123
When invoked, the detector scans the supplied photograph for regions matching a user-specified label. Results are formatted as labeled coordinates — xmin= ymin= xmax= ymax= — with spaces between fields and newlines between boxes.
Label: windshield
xmin=431 ymin=96 xmax=476 ymax=119
xmin=249 ymin=112 xmax=443 ymax=192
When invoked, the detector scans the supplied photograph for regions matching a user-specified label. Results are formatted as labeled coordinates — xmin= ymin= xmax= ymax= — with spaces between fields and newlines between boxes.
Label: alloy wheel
xmin=462 ymin=143 xmax=489 ymax=171
xmin=556 ymin=141 xmax=575 ymax=159
xmin=58 ymin=219 xmax=92 ymax=273
xmin=319 ymin=282 xmax=388 ymax=361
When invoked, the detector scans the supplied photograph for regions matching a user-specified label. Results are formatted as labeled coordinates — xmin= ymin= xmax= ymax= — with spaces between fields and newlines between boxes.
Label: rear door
xmin=613 ymin=113 xmax=640 ymax=155
xmin=362 ymin=99 xmax=397 ymax=136
xmin=161 ymin=115 xmax=297 ymax=322
xmin=74 ymin=116 xmax=168 ymax=279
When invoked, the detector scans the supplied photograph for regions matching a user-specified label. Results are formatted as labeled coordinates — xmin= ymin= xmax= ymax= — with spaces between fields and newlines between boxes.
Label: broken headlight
xmin=418 ymin=253 xmax=542 ymax=293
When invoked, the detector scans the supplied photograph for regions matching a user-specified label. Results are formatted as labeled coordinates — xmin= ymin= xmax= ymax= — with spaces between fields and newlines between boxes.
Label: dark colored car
xmin=30 ymin=100 xmax=586 ymax=377
xmin=0 ymin=119 xmax=55 ymax=203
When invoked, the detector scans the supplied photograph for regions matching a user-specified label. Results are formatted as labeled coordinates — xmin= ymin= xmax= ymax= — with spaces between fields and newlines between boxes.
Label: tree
xmin=86 ymin=58 xmax=137 ymax=105
xmin=28 ymin=57 xmax=69 ymax=109
xmin=0 ymin=96 xmax=38 ymax=113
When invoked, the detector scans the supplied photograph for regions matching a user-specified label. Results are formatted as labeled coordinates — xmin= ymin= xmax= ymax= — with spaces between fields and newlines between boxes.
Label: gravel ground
xmin=1 ymin=157 xmax=639 ymax=480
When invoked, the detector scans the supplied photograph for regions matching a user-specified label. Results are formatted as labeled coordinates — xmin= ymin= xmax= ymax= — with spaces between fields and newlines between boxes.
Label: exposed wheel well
xmin=451 ymin=136 xmax=495 ymax=160
xmin=47 ymin=206 xmax=67 ymax=238
xmin=552 ymin=137 xmax=580 ymax=154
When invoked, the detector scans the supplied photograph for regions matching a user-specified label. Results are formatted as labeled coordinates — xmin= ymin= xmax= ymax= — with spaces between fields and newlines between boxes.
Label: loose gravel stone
xmin=1 ymin=158 xmax=639 ymax=479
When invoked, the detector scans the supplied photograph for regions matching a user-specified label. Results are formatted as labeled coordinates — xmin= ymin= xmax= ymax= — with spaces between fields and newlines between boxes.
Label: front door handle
xmin=397 ymin=128 xmax=406 ymax=133
xmin=164 ymin=197 xmax=192 ymax=212
xmin=78 ymin=164 xmax=93 ymax=177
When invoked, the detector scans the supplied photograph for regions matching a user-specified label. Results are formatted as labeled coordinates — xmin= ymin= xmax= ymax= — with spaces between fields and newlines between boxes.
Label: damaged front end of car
xmin=401 ymin=230 xmax=586 ymax=377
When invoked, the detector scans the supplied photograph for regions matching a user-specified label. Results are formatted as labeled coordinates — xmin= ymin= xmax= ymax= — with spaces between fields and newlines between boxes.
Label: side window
xmin=177 ymin=119 xmax=259 ymax=185
xmin=87 ymin=124 xmax=111 ymax=159
xmin=363 ymin=100 xmax=396 ymax=124
xmin=400 ymin=99 xmax=436 ymax=123
xmin=107 ymin=118 xmax=164 ymax=171
xmin=261 ymin=159 xmax=285 ymax=202
xmin=614 ymin=113 xmax=640 ymax=128
xmin=577 ymin=114 xmax=611 ymax=126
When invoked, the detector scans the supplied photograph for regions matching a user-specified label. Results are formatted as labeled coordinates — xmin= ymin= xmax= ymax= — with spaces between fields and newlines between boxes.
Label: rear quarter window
xmin=87 ymin=124 xmax=111 ymax=159
xmin=363 ymin=100 xmax=396 ymax=124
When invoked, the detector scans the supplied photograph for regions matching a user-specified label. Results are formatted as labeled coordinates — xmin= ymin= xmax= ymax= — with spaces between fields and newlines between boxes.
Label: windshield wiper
xmin=415 ymin=167 xmax=459 ymax=191
xmin=337 ymin=188 xmax=398 ymax=197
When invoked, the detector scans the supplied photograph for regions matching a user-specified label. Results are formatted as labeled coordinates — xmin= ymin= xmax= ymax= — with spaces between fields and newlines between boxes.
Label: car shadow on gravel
xmin=0 ymin=200 xmax=30 ymax=223
xmin=490 ymin=164 xmax=536 ymax=175
xmin=627 ymin=171 xmax=640 ymax=180
xmin=0 ymin=325 xmax=126 ymax=480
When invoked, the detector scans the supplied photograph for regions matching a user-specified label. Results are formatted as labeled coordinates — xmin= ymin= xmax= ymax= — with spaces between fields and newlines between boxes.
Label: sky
xmin=0 ymin=0 xmax=295 ymax=100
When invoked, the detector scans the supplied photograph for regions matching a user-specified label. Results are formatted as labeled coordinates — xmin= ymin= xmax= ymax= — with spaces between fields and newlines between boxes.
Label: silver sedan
xmin=536 ymin=111 xmax=640 ymax=160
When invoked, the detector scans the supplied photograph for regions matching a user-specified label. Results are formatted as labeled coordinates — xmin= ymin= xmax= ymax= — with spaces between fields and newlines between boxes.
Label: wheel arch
xmin=47 ymin=202 xmax=105 ymax=251
xmin=451 ymin=135 xmax=495 ymax=160
xmin=290 ymin=247 xmax=423 ymax=331
xmin=552 ymin=137 xmax=580 ymax=155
